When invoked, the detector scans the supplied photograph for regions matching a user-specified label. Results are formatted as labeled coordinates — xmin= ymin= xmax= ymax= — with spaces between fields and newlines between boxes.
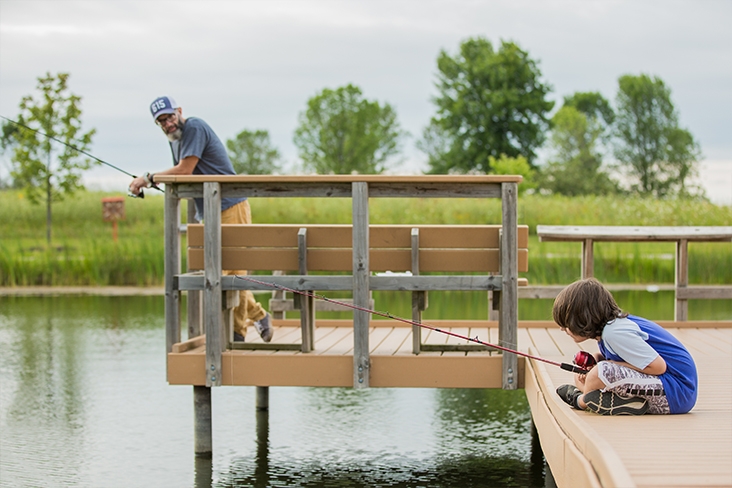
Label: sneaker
xmin=583 ymin=390 xmax=649 ymax=416
xmin=233 ymin=332 xmax=245 ymax=342
xmin=556 ymin=384 xmax=583 ymax=410
xmin=254 ymin=313 xmax=273 ymax=343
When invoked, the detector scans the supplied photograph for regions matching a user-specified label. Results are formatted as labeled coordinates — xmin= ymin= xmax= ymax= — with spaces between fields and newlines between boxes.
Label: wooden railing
xmin=537 ymin=225 xmax=732 ymax=321
xmin=158 ymin=175 xmax=523 ymax=389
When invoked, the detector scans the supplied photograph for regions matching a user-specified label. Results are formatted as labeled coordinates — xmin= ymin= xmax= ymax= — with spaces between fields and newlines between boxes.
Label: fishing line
xmin=1 ymin=115 xmax=162 ymax=196
xmin=233 ymin=274 xmax=590 ymax=374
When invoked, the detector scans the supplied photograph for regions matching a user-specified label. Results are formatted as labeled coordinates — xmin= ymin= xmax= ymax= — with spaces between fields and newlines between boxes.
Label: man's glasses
xmin=156 ymin=113 xmax=178 ymax=126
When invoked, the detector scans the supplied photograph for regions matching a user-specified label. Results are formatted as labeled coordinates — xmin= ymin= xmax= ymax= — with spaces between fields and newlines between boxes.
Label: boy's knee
xmin=583 ymin=365 xmax=606 ymax=392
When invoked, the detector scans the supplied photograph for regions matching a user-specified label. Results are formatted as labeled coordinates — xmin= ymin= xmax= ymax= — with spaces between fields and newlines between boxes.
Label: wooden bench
xmin=186 ymin=223 xmax=529 ymax=353
xmin=537 ymin=225 xmax=732 ymax=320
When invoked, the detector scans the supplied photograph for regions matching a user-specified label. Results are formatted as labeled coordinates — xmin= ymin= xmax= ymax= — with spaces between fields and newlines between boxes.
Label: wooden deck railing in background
xmin=537 ymin=225 xmax=732 ymax=321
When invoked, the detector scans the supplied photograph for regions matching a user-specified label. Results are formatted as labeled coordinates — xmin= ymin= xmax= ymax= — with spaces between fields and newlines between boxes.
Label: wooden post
xmin=500 ymin=182 xmax=518 ymax=390
xmin=675 ymin=239 xmax=689 ymax=321
xmin=187 ymin=200 xmax=212 ymax=457
xmin=256 ymin=386 xmax=269 ymax=411
xmin=187 ymin=199 xmax=202 ymax=339
xmin=582 ymin=238 xmax=594 ymax=279
xmin=352 ymin=182 xmax=370 ymax=388
xmin=164 ymin=185 xmax=181 ymax=357
xmin=411 ymin=228 xmax=423 ymax=354
xmin=298 ymin=228 xmax=314 ymax=352
xmin=193 ymin=385 xmax=212 ymax=457
xmin=203 ymin=182 xmax=223 ymax=387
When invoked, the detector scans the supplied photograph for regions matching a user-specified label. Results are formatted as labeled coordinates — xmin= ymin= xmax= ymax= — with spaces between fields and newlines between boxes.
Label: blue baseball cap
xmin=150 ymin=96 xmax=179 ymax=120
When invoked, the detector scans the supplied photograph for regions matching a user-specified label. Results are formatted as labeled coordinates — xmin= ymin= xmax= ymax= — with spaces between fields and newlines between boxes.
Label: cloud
xmin=0 ymin=0 xmax=729 ymax=202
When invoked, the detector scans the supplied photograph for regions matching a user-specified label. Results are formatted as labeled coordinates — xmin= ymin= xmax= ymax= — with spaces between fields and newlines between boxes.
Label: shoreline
xmin=0 ymin=283 xmax=678 ymax=297
xmin=0 ymin=286 xmax=276 ymax=297
xmin=0 ymin=286 xmax=165 ymax=296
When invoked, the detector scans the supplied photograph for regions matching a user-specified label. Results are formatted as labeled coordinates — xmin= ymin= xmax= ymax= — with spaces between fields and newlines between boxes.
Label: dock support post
xmin=256 ymin=386 xmax=269 ymax=410
xmin=164 ymin=185 xmax=181 ymax=360
xmin=500 ymin=182 xmax=518 ymax=390
xmin=193 ymin=385 xmax=212 ymax=458
xmin=187 ymin=199 xmax=202 ymax=339
xmin=411 ymin=228 xmax=423 ymax=355
xmin=352 ymin=182 xmax=370 ymax=388
xmin=203 ymin=182 xmax=223 ymax=388
xmin=582 ymin=238 xmax=594 ymax=279
xmin=675 ymin=238 xmax=689 ymax=321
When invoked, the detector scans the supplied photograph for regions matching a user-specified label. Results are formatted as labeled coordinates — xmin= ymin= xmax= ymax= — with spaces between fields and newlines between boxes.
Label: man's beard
xmin=166 ymin=125 xmax=183 ymax=142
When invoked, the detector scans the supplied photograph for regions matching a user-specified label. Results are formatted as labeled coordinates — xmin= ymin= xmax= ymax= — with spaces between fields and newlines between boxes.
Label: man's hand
xmin=129 ymin=175 xmax=148 ymax=196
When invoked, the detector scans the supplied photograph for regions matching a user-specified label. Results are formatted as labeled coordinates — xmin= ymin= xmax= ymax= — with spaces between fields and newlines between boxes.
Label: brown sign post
xmin=101 ymin=197 xmax=125 ymax=241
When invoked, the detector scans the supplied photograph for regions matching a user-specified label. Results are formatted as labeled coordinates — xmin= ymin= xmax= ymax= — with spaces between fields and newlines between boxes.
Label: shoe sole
xmin=583 ymin=390 xmax=649 ymax=416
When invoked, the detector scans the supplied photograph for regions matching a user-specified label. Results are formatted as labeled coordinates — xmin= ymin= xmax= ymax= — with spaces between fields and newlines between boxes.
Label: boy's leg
xmin=558 ymin=361 xmax=661 ymax=415
xmin=591 ymin=361 xmax=669 ymax=415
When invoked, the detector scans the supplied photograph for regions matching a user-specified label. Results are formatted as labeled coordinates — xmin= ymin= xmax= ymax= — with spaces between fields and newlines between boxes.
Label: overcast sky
xmin=1 ymin=0 xmax=730 ymax=204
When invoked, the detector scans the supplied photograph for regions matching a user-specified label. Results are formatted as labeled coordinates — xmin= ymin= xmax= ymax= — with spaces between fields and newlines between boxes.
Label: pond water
xmin=1 ymin=292 xmax=729 ymax=487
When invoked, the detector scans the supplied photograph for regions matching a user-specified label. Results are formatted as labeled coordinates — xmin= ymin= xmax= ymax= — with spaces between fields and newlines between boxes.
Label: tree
xmin=226 ymin=129 xmax=281 ymax=175
xmin=613 ymin=74 xmax=702 ymax=197
xmin=563 ymin=91 xmax=615 ymax=127
xmin=0 ymin=72 xmax=96 ymax=244
xmin=539 ymin=106 xmax=618 ymax=196
xmin=419 ymin=37 xmax=553 ymax=174
xmin=293 ymin=84 xmax=405 ymax=174
xmin=488 ymin=154 xmax=537 ymax=195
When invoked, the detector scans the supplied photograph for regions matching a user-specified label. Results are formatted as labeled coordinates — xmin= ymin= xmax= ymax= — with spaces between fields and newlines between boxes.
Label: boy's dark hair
xmin=552 ymin=278 xmax=627 ymax=339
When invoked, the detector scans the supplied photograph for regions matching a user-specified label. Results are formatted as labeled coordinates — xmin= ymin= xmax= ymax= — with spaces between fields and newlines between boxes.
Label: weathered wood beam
xmin=352 ymin=181 xmax=370 ymax=388
xmin=203 ymin=182 xmax=223 ymax=387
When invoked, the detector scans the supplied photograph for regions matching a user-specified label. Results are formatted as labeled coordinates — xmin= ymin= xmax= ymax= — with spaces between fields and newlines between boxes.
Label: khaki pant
xmin=220 ymin=200 xmax=267 ymax=337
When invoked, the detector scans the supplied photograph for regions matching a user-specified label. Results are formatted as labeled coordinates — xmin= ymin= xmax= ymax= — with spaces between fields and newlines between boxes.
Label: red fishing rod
xmin=233 ymin=275 xmax=591 ymax=374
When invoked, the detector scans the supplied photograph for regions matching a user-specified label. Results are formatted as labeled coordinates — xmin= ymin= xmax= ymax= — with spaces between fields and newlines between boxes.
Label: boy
xmin=554 ymin=278 xmax=697 ymax=415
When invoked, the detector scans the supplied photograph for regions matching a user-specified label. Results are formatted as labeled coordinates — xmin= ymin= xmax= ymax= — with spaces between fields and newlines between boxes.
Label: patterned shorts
xmin=597 ymin=361 xmax=670 ymax=415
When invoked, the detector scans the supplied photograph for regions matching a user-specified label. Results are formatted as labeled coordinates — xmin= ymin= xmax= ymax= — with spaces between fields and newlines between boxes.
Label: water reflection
xmin=254 ymin=409 xmax=270 ymax=487
xmin=195 ymin=456 xmax=213 ymax=488
xmin=2 ymin=293 xmax=729 ymax=487
xmin=213 ymin=387 xmax=544 ymax=488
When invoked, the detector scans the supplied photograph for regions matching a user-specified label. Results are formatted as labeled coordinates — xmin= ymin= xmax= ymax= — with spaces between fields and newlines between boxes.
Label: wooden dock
xmin=156 ymin=174 xmax=731 ymax=485
xmin=524 ymin=321 xmax=732 ymax=488
xmin=168 ymin=319 xmax=732 ymax=487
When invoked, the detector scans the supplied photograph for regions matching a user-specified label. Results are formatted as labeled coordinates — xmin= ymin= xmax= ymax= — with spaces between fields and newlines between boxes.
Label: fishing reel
xmin=127 ymin=188 xmax=145 ymax=198
xmin=573 ymin=351 xmax=597 ymax=370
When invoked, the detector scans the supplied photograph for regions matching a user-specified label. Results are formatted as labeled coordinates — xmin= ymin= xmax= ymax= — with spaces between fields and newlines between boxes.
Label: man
xmin=129 ymin=96 xmax=272 ymax=343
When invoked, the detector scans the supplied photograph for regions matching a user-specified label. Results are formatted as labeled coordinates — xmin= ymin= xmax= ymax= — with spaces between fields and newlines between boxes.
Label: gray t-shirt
xmin=170 ymin=117 xmax=244 ymax=220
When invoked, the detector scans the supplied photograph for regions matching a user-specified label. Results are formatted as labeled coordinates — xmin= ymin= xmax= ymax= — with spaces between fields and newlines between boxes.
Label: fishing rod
xmin=0 ymin=115 xmax=162 ymax=197
xmin=233 ymin=274 xmax=591 ymax=374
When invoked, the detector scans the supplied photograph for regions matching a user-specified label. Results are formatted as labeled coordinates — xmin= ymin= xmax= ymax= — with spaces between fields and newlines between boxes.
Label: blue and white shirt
xmin=599 ymin=315 xmax=698 ymax=414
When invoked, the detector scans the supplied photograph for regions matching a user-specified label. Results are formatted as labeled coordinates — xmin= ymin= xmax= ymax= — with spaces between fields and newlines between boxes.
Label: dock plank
xmin=526 ymin=327 xmax=732 ymax=488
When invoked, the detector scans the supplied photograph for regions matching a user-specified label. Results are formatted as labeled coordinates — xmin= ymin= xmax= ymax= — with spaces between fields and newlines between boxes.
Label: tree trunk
xmin=46 ymin=174 xmax=52 ymax=246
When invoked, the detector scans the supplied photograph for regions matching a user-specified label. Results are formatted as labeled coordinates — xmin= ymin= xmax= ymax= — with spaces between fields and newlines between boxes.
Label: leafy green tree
xmin=539 ymin=105 xmax=618 ymax=196
xmin=0 ymin=72 xmax=96 ymax=244
xmin=488 ymin=154 xmax=537 ymax=195
xmin=419 ymin=37 xmax=553 ymax=174
xmin=614 ymin=74 xmax=702 ymax=197
xmin=226 ymin=129 xmax=281 ymax=175
xmin=562 ymin=91 xmax=615 ymax=127
xmin=293 ymin=84 xmax=405 ymax=174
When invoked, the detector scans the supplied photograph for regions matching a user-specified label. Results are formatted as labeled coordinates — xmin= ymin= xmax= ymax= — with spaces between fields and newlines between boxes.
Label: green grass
xmin=1 ymin=190 xmax=730 ymax=286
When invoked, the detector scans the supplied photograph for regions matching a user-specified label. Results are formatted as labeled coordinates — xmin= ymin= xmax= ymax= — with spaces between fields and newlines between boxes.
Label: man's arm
xmin=129 ymin=156 xmax=199 ymax=195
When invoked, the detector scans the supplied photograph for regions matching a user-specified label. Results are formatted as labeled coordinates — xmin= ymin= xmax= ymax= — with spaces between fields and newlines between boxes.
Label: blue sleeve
xmin=179 ymin=121 xmax=208 ymax=160
xmin=601 ymin=317 xmax=659 ymax=370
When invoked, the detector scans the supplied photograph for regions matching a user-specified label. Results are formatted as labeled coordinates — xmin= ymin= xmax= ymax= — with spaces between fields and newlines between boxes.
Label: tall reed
xmin=1 ymin=190 xmax=729 ymax=287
